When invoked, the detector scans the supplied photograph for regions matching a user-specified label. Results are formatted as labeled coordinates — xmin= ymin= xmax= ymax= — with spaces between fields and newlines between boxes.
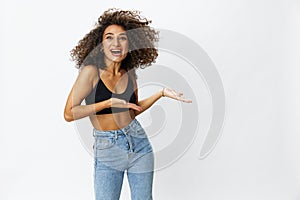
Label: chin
xmin=112 ymin=57 xmax=125 ymax=63
xmin=105 ymin=55 xmax=127 ymax=63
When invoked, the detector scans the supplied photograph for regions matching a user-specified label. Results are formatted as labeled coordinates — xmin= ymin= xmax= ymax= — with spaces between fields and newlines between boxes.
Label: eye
xmin=119 ymin=36 xmax=127 ymax=41
xmin=106 ymin=36 xmax=113 ymax=40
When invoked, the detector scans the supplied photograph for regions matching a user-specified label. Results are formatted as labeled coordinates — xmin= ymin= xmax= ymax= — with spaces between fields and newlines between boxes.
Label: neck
xmin=104 ymin=60 xmax=123 ymax=76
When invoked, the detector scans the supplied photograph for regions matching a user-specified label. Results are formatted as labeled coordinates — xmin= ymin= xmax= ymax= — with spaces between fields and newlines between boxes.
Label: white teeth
xmin=111 ymin=50 xmax=121 ymax=53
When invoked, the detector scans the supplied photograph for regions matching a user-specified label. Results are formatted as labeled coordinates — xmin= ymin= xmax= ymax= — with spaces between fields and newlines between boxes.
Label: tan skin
xmin=64 ymin=24 xmax=192 ymax=130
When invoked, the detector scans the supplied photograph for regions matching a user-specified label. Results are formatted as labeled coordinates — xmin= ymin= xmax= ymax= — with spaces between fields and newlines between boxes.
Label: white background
xmin=1 ymin=0 xmax=300 ymax=199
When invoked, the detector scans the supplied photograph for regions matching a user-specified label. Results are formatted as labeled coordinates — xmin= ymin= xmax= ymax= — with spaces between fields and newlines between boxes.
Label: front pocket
xmin=95 ymin=137 xmax=116 ymax=150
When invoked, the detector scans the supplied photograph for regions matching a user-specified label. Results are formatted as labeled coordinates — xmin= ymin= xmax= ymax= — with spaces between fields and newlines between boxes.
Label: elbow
xmin=133 ymin=110 xmax=141 ymax=117
xmin=64 ymin=111 xmax=74 ymax=122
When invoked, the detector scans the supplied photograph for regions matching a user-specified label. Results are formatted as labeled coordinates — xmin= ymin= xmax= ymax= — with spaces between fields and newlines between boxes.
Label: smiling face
xmin=102 ymin=24 xmax=129 ymax=65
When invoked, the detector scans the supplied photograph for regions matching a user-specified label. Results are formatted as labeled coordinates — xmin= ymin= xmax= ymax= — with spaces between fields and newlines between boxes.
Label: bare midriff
xmin=89 ymin=109 xmax=136 ymax=131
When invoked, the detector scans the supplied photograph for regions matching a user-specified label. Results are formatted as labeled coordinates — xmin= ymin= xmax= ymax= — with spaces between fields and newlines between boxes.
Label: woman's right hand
xmin=108 ymin=98 xmax=143 ymax=112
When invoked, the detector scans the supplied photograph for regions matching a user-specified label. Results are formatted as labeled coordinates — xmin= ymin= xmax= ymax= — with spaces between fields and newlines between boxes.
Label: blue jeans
xmin=93 ymin=118 xmax=154 ymax=200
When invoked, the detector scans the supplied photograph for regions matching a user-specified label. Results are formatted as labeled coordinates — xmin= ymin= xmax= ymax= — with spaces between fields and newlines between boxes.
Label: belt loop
xmin=122 ymin=126 xmax=128 ymax=134
xmin=122 ymin=128 xmax=127 ymax=135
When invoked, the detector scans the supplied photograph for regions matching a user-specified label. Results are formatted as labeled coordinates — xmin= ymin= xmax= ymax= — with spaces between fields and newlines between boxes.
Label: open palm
xmin=163 ymin=88 xmax=192 ymax=103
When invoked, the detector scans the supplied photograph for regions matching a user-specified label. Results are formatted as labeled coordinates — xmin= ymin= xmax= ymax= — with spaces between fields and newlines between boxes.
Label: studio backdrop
xmin=0 ymin=0 xmax=299 ymax=199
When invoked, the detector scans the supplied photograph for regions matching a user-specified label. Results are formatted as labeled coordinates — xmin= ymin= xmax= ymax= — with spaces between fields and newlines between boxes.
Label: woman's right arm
xmin=63 ymin=65 xmax=109 ymax=122
xmin=63 ymin=65 xmax=143 ymax=122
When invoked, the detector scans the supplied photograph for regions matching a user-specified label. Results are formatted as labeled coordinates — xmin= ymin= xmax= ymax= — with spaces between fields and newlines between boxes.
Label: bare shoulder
xmin=127 ymin=69 xmax=137 ymax=80
xmin=128 ymin=69 xmax=137 ymax=88
xmin=78 ymin=65 xmax=99 ymax=82
xmin=79 ymin=65 xmax=98 ymax=75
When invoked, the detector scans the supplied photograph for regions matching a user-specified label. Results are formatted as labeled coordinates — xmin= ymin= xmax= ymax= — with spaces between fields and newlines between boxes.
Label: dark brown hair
xmin=70 ymin=8 xmax=159 ymax=74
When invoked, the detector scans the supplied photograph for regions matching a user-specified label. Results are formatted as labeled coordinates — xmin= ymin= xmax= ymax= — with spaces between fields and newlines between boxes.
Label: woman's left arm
xmin=132 ymin=76 xmax=192 ymax=116
xmin=134 ymin=89 xmax=163 ymax=116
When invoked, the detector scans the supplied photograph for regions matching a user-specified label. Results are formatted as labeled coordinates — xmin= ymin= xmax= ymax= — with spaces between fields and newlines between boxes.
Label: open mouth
xmin=110 ymin=49 xmax=122 ymax=56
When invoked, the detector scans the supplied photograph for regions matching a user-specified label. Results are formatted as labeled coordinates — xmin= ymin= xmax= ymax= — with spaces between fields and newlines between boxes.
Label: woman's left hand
xmin=161 ymin=88 xmax=192 ymax=103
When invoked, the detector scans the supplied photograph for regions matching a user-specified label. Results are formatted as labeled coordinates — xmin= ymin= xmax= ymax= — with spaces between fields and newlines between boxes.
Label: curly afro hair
xmin=70 ymin=8 xmax=159 ymax=74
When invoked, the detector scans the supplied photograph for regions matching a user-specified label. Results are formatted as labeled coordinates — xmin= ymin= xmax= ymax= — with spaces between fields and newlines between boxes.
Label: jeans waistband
xmin=93 ymin=118 xmax=140 ymax=137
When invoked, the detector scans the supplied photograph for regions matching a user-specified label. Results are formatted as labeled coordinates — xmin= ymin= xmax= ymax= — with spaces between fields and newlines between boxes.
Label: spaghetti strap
xmin=97 ymin=68 xmax=101 ymax=80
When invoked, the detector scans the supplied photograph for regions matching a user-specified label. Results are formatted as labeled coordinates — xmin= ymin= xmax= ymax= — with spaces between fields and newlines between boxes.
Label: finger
xmin=176 ymin=96 xmax=192 ymax=103
xmin=182 ymin=98 xmax=192 ymax=103
xmin=126 ymin=103 xmax=143 ymax=111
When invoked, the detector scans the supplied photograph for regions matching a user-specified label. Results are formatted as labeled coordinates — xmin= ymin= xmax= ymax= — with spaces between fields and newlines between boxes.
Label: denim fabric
xmin=93 ymin=118 xmax=154 ymax=200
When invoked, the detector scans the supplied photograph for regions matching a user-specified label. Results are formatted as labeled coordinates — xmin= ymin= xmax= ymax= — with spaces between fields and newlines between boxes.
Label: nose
xmin=112 ymin=37 xmax=120 ymax=47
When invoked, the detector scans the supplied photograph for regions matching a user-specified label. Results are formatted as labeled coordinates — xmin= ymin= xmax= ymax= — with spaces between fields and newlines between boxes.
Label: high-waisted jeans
xmin=93 ymin=118 xmax=154 ymax=200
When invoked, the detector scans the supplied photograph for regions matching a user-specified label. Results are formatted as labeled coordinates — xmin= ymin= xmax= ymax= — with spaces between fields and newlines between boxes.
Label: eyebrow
xmin=104 ymin=32 xmax=127 ymax=36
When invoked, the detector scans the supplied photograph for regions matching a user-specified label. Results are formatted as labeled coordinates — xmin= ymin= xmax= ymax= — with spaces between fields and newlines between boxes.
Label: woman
xmin=64 ymin=8 xmax=192 ymax=200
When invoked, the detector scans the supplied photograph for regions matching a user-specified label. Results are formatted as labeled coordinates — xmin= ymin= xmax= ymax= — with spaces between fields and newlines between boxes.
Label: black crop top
xmin=85 ymin=70 xmax=137 ymax=115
